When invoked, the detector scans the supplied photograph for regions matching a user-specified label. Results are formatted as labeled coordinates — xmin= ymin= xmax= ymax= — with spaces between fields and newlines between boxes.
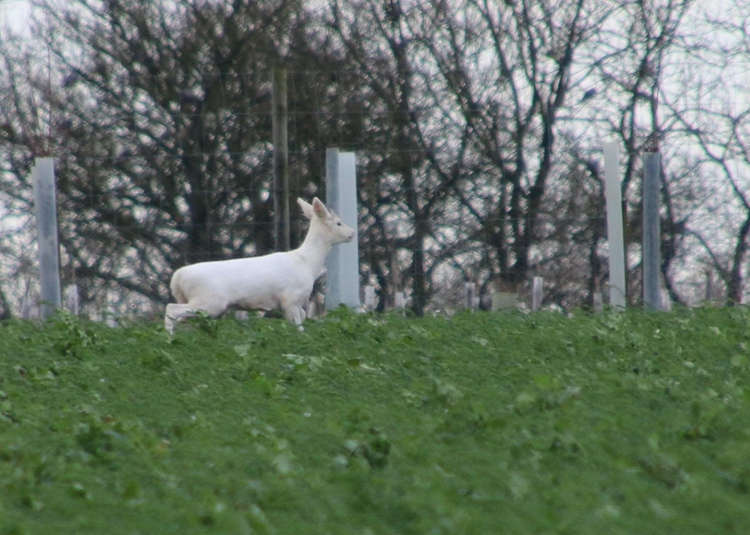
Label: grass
xmin=1 ymin=306 xmax=750 ymax=534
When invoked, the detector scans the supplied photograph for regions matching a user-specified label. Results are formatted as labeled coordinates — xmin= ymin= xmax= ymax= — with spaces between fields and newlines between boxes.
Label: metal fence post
xmin=32 ymin=157 xmax=62 ymax=319
xmin=643 ymin=151 xmax=662 ymax=310
xmin=325 ymin=148 xmax=360 ymax=310
xmin=604 ymin=142 xmax=626 ymax=308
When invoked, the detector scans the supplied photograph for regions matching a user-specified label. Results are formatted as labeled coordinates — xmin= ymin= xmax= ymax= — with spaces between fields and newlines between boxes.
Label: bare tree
xmin=0 ymin=0 xmax=344 ymax=314
xmin=327 ymin=0 xmax=474 ymax=314
xmin=3 ymin=0 xmax=746 ymax=317
xmin=667 ymin=2 xmax=750 ymax=304
xmin=328 ymin=0 xmax=709 ymax=311
xmin=430 ymin=0 xmax=608 ymax=295
xmin=580 ymin=0 xmax=698 ymax=305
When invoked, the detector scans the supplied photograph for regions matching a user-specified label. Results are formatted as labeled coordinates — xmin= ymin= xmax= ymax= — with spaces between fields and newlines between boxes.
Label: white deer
xmin=165 ymin=197 xmax=354 ymax=334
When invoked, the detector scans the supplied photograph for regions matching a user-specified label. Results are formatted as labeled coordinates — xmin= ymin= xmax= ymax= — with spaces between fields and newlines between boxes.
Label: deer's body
xmin=165 ymin=198 xmax=354 ymax=334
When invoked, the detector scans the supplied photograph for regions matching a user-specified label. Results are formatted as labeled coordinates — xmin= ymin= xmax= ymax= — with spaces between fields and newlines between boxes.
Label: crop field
xmin=1 ymin=307 xmax=750 ymax=534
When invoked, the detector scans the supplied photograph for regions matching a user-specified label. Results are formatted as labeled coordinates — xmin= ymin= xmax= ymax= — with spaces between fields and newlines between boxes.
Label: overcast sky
xmin=0 ymin=0 xmax=31 ymax=34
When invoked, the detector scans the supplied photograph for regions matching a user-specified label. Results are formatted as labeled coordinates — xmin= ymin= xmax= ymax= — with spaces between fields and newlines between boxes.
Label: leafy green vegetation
xmin=2 ymin=307 xmax=750 ymax=534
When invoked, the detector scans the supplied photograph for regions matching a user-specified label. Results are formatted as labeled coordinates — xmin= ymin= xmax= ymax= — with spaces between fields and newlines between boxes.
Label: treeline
xmin=1 ymin=0 xmax=748 ymax=317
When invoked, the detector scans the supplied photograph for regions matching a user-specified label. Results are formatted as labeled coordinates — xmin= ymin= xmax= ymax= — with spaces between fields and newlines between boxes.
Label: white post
xmin=604 ymin=142 xmax=626 ymax=309
xmin=531 ymin=276 xmax=544 ymax=311
xmin=464 ymin=282 xmax=476 ymax=310
xmin=32 ymin=157 xmax=61 ymax=319
xmin=643 ymin=151 xmax=662 ymax=310
xmin=325 ymin=148 xmax=360 ymax=310
xmin=593 ymin=291 xmax=603 ymax=313
xmin=64 ymin=284 xmax=80 ymax=315
xmin=364 ymin=285 xmax=377 ymax=310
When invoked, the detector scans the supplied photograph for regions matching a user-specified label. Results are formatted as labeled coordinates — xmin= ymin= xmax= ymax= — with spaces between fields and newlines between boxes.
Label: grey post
xmin=531 ymin=276 xmax=544 ymax=311
xmin=32 ymin=157 xmax=62 ymax=319
xmin=465 ymin=282 xmax=476 ymax=310
xmin=325 ymin=148 xmax=360 ymax=310
xmin=604 ymin=142 xmax=626 ymax=308
xmin=643 ymin=151 xmax=662 ymax=310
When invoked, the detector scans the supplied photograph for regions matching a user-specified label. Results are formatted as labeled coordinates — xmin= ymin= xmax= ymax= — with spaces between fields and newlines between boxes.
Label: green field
xmin=1 ymin=307 xmax=749 ymax=534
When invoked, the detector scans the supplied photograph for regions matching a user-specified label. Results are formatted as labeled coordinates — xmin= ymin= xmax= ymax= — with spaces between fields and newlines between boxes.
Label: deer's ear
xmin=297 ymin=198 xmax=314 ymax=219
xmin=312 ymin=197 xmax=329 ymax=219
